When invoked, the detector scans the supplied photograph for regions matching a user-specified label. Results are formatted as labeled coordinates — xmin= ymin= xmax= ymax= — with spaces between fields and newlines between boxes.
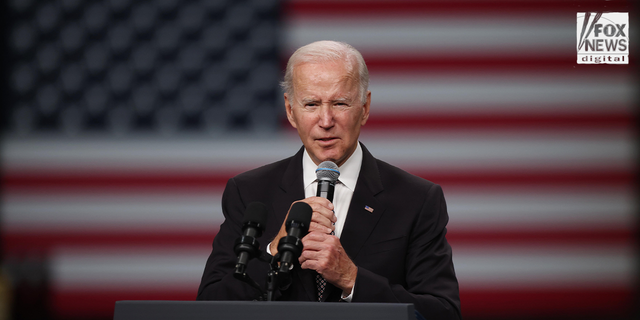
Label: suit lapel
xmin=272 ymin=144 xmax=386 ymax=301
xmin=340 ymin=143 xmax=385 ymax=260
xmin=272 ymin=146 xmax=317 ymax=301
xmin=321 ymin=144 xmax=384 ymax=301
xmin=272 ymin=146 xmax=305 ymax=226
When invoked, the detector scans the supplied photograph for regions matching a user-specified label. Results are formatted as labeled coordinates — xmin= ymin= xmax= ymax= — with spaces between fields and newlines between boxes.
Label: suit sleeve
xmin=351 ymin=184 xmax=461 ymax=320
xmin=196 ymin=177 xmax=270 ymax=300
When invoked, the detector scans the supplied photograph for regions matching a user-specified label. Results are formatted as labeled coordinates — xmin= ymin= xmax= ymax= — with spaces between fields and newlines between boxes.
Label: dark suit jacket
xmin=197 ymin=143 xmax=461 ymax=320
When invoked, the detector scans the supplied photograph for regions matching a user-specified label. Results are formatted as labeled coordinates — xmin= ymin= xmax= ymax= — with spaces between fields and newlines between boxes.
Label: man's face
xmin=285 ymin=60 xmax=370 ymax=167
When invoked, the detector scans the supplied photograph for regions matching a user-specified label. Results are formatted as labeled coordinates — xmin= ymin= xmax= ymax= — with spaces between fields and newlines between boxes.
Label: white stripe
xmin=368 ymin=75 xmax=634 ymax=113
xmin=1 ymin=136 xmax=303 ymax=171
xmin=285 ymin=17 xmax=573 ymax=54
xmin=361 ymin=134 xmax=633 ymax=170
xmin=446 ymin=191 xmax=634 ymax=229
xmin=2 ymin=194 xmax=223 ymax=230
xmin=3 ymin=134 xmax=633 ymax=171
xmin=454 ymin=246 xmax=634 ymax=288
xmin=3 ymin=191 xmax=633 ymax=231
xmin=51 ymin=247 xmax=209 ymax=290
xmin=50 ymin=245 xmax=634 ymax=291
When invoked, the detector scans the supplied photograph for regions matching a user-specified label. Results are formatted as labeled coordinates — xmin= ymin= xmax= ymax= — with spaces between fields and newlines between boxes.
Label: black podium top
xmin=114 ymin=301 xmax=416 ymax=320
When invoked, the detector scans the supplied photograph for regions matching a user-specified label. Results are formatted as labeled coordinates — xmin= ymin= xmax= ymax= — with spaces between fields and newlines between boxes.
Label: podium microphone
xmin=234 ymin=202 xmax=268 ymax=275
xmin=316 ymin=161 xmax=340 ymax=202
xmin=277 ymin=202 xmax=312 ymax=274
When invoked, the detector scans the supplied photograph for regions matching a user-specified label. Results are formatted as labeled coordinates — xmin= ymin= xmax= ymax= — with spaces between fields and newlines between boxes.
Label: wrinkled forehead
xmin=293 ymin=56 xmax=357 ymax=80
xmin=292 ymin=60 xmax=358 ymax=91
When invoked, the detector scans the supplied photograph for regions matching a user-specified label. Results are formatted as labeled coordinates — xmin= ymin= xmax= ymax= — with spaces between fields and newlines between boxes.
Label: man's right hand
xmin=269 ymin=197 xmax=336 ymax=255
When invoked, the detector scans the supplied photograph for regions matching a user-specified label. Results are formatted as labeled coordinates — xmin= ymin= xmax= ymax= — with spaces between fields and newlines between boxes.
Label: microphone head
xmin=315 ymin=161 xmax=340 ymax=182
xmin=243 ymin=202 xmax=268 ymax=231
xmin=287 ymin=202 xmax=312 ymax=234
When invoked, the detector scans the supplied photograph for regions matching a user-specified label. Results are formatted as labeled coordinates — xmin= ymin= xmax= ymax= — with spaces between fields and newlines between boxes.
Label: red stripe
xmin=2 ymin=172 xmax=233 ymax=190
xmin=286 ymin=0 xmax=632 ymax=16
xmin=461 ymin=287 xmax=634 ymax=318
xmin=447 ymin=228 xmax=634 ymax=246
xmin=2 ymin=231 xmax=216 ymax=255
xmin=363 ymin=55 xmax=637 ymax=72
xmin=421 ymin=170 xmax=635 ymax=187
xmin=3 ymin=169 xmax=634 ymax=191
xmin=51 ymin=289 xmax=196 ymax=319
xmin=364 ymin=113 xmax=634 ymax=130
xmin=3 ymin=228 xmax=632 ymax=255
xmin=3 ymin=169 xmax=634 ymax=193
xmin=50 ymin=287 xmax=634 ymax=319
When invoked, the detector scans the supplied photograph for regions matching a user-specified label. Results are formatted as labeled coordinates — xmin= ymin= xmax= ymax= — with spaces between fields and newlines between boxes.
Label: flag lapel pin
xmin=364 ymin=205 xmax=374 ymax=213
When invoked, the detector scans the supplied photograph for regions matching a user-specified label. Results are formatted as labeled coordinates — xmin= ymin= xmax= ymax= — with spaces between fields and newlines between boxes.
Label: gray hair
xmin=280 ymin=41 xmax=369 ymax=105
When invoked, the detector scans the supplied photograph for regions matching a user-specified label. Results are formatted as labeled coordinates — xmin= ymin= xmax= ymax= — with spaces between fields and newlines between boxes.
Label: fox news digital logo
xmin=577 ymin=12 xmax=629 ymax=64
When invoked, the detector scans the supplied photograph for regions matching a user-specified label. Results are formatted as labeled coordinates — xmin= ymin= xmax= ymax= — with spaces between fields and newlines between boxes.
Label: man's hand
xmin=269 ymin=197 xmax=336 ymax=255
xmin=299 ymin=232 xmax=358 ymax=294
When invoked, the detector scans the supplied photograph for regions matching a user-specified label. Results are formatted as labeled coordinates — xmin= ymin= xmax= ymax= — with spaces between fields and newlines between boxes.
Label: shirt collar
xmin=303 ymin=142 xmax=363 ymax=192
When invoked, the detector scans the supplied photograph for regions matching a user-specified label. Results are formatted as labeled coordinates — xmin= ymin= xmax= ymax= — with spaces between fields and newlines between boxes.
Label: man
xmin=197 ymin=41 xmax=461 ymax=320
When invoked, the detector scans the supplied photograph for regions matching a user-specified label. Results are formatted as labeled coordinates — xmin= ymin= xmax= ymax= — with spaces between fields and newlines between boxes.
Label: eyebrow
xmin=300 ymin=97 xmax=352 ymax=104
xmin=300 ymin=98 xmax=320 ymax=105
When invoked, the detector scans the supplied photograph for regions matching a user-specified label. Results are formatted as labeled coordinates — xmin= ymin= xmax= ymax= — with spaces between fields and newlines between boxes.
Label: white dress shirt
xmin=267 ymin=143 xmax=363 ymax=301
xmin=302 ymin=143 xmax=362 ymax=301
xmin=302 ymin=143 xmax=363 ymax=239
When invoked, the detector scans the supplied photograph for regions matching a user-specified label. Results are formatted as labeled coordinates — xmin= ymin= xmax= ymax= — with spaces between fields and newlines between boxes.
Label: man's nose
xmin=318 ymin=104 xmax=335 ymax=128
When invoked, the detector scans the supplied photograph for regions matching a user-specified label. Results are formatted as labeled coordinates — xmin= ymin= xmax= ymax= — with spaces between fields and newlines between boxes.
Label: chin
xmin=314 ymin=154 xmax=337 ymax=164
xmin=310 ymin=146 xmax=345 ymax=165
xmin=321 ymin=154 xmax=344 ymax=165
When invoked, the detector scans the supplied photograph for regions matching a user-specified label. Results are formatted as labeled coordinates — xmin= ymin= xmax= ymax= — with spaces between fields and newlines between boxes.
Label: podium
xmin=114 ymin=301 xmax=417 ymax=320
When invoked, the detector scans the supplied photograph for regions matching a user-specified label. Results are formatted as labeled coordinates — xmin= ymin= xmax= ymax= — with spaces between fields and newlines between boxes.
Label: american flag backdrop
xmin=1 ymin=0 xmax=637 ymax=319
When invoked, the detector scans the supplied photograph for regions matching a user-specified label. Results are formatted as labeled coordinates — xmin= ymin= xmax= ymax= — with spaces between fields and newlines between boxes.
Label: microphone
xmin=277 ymin=202 xmax=312 ymax=274
xmin=234 ymin=202 xmax=268 ymax=275
xmin=316 ymin=161 xmax=340 ymax=202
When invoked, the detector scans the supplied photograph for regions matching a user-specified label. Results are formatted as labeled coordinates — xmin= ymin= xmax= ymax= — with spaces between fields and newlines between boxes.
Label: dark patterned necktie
xmin=316 ymin=178 xmax=339 ymax=301
xmin=316 ymin=228 xmax=335 ymax=301
xmin=316 ymin=273 xmax=327 ymax=301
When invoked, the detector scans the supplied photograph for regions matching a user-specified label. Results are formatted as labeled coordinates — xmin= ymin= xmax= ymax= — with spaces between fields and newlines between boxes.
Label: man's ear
xmin=360 ymin=90 xmax=371 ymax=126
xmin=284 ymin=93 xmax=298 ymax=129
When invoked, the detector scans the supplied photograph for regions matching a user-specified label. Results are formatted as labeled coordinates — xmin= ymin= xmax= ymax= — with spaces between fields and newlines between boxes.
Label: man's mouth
xmin=317 ymin=137 xmax=338 ymax=143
